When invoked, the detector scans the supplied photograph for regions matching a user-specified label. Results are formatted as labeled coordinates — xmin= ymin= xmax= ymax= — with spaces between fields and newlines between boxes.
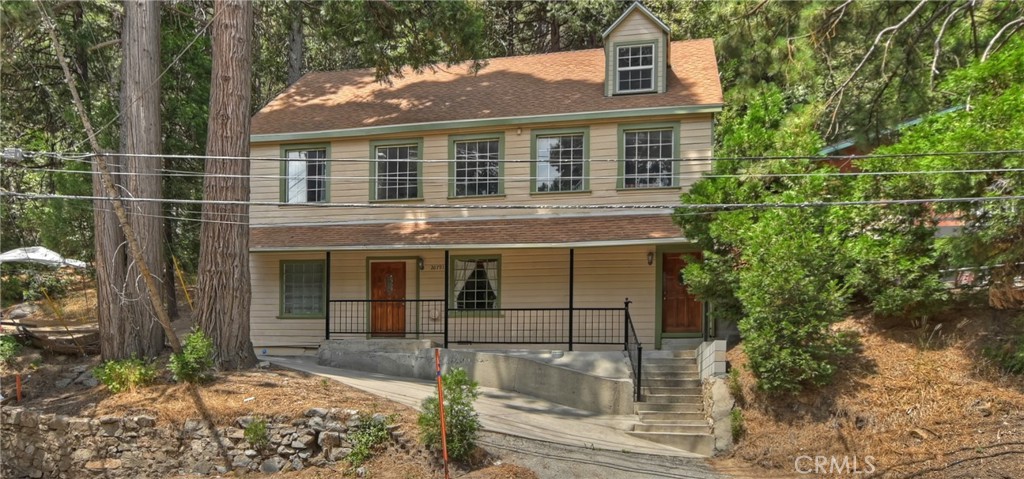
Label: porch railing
xmin=623 ymin=300 xmax=643 ymax=402
xmin=325 ymin=298 xmax=642 ymax=401
xmin=327 ymin=299 xmax=446 ymax=337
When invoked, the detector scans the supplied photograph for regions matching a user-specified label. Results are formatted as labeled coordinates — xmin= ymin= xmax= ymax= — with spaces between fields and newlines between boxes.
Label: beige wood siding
xmin=250 ymin=246 xmax=659 ymax=349
xmin=250 ymin=115 xmax=713 ymax=226
xmin=604 ymin=10 xmax=668 ymax=95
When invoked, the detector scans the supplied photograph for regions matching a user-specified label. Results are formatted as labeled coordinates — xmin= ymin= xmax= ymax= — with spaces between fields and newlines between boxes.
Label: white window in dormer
xmin=616 ymin=44 xmax=655 ymax=93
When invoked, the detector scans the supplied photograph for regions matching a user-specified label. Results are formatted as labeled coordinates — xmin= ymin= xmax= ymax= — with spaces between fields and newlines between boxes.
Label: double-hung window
xmin=280 ymin=260 xmax=325 ymax=317
xmin=451 ymin=257 xmax=500 ymax=310
xmin=534 ymin=131 xmax=587 ymax=193
xmin=373 ymin=141 xmax=420 ymax=200
xmin=622 ymin=128 xmax=675 ymax=188
xmin=616 ymin=44 xmax=655 ymax=93
xmin=452 ymin=137 xmax=501 ymax=197
xmin=283 ymin=147 xmax=327 ymax=203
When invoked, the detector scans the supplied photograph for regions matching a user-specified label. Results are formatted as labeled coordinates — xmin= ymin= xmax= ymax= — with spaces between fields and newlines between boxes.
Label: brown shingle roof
xmin=250 ymin=215 xmax=685 ymax=250
xmin=251 ymin=40 xmax=722 ymax=136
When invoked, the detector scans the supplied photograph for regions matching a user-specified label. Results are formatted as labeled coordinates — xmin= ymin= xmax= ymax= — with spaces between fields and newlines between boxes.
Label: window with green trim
xmin=623 ymin=128 xmax=674 ymax=188
xmin=280 ymin=260 xmax=325 ymax=317
xmin=616 ymin=44 xmax=654 ymax=93
xmin=535 ymin=133 xmax=585 ymax=192
xmin=374 ymin=143 xmax=419 ymax=200
xmin=453 ymin=139 xmax=500 ymax=197
xmin=284 ymin=148 xmax=327 ymax=203
xmin=451 ymin=257 xmax=499 ymax=310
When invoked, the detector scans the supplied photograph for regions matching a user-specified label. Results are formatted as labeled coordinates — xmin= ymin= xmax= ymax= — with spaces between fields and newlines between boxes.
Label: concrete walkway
xmin=264 ymin=356 xmax=702 ymax=458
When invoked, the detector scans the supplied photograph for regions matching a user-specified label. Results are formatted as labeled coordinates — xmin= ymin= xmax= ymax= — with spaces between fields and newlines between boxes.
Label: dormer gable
xmin=602 ymin=2 xmax=671 ymax=97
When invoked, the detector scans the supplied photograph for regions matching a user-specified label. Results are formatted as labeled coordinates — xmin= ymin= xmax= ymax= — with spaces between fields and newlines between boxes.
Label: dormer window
xmin=617 ymin=44 xmax=655 ymax=93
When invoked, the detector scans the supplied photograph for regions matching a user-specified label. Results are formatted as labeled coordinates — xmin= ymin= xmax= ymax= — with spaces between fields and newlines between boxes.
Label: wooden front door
xmin=370 ymin=262 xmax=406 ymax=337
xmin=662 ymin=253 xmax=702 ymax=334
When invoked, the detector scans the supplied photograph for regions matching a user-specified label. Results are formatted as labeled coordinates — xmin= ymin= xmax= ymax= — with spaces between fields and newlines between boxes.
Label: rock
xmin=318 ymin=432 xmax=343 ymax=449
xmin=244 ymin=449 xmax=259 ymax=458
xmin=55 ymin=378 xmax=74 ymax=388
xmin=259 ymin=457 xmax=287 ymax=474
xmin=356 ymin=466 xmax=368 ymax=477
xmin=236 ymin=416 xmax=255 ymax=428
xmin=81 ymin=376 xmax=99 ymax=388
xmin=8 ymin=303 xmax=42 ymax=319
xmin=291 ymin=458 xmax=303 ymax=471
xmin=328 ymin=447 xmax=351 ymax=462
xmin=277 ymin=445 xmax=296 ymax=456
xmin=192 ymin=460 xmax=214 ymax=475
xmin=305 ymin=408 xmax=330 ymax=418
xmin=226 ymin=427 xmax=245 ymax=440
xmin=71 ymin=449 xmax=93 ymax=462
xmin=231 ymin=455 xmax=252 ymax=469
xmin=323 ymin=420 xmax=347 ymax=433
xmin=47 ymin=415 xmax=68 ymax=432
xmin=134 ymin=415 xmax=156 ymax=427
xmin=69 ymin=364 xmax=90 ymax=374
xmin=68 ymin=418 xmax=91 ymax=434
xmin=308 ymin=416 xmax=326 ymax=431
xmin=371 ymin=413 xmax=387 ymax=424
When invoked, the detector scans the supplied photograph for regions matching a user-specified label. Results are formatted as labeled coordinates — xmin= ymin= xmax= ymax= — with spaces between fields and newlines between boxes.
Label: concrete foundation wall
xmin=317 ymin=340 xmax=635 ymax=415
xmin=697 ymin=340 xmax=726 ymax=379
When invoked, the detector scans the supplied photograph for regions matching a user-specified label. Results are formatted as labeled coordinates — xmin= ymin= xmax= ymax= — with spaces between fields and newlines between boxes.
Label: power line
xmin=4 ymin=190 xmax=1022 ymax=211
xmin=13 ymin=164 xmax=1024 ymax=182
xmin=7 ymin=148 xmax=1023 ymax=164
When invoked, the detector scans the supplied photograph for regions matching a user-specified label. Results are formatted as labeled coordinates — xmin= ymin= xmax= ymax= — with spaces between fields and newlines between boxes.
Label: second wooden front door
xmin=662 ymin=253 xmax=702 ymax=334
xmin=370 ymin=262 xmax=406 ymax=337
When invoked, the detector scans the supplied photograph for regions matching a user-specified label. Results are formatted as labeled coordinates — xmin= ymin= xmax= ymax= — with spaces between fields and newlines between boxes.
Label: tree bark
xmin=120 ymin=0 xmax=166 ymax=357
xmin=164 ymin=218 xmax=179 ymax=320
xmin=196 ymin=0 xmax=258 ymax=370
xmin=286 ymin=0 xmax=304 ymax=85
xmin=94 ymin=154 xmax=128 ymax=359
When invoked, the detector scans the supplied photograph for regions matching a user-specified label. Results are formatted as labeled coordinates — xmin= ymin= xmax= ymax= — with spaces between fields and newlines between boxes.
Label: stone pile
xmin=0 ymin=406 xmax=410 ymax=478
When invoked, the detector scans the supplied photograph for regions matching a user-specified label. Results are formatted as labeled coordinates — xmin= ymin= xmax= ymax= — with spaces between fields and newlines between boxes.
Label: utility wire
xmin=7 ymin=148 xmax=1023 ymax=164
xmin=4 ymin=191 xmax=1022 ymax=211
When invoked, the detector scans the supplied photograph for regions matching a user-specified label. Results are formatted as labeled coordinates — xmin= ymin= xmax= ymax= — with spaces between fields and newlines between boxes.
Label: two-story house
xmin=247 ymin=3 xmax=723 ymax=358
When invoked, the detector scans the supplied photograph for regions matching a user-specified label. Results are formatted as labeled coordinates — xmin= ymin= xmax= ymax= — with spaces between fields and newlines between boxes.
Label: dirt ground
xmin=0 ymin=290 xmax=535 ymax=478
xmin=715 ymin=302 xmax=1024 ymax=478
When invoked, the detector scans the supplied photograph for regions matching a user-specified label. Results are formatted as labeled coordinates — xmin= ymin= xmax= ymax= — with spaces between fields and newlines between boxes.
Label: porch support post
xmin=324 ymin=251 xmax=331 ymax=340
xmin=568 ymin=248 xmax=575 ymax=352
xmin=443 ymin=249 xmax=450 ymax=348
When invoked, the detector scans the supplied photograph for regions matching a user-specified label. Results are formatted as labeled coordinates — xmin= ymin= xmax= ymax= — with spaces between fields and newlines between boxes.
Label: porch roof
xmin=249 ymin=214 xmax=687 ymax=251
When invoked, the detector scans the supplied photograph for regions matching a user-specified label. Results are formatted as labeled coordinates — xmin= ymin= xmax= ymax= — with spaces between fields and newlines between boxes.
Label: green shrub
xmin=168 ymin=330 xmax=214 ymax=383
xmin=418 ymin=368 xmax=481 ymax=461
xmin=347 ymin=412 xmax=395 ymax=466
xmin=730 ymin=408 xmax=745 ymax=442
xmin=93 ymin=357 xmax=157 ymax=393
xmin=985 ymin=318 xmax=1024 ymax=374
xmin=244 ymin=417 xmax=270 ymax=450
xmin=0 ymin=335 xmax=23 ymax=363
xmin=727 ymin=367 xmax=744 ymax=404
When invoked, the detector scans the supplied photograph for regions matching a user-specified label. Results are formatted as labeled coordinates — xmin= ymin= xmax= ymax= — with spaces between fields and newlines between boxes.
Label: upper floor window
xmin=373 ymin=141 xmax=420 ymax=201
xmin=622 ymin=127 xmax=675 ymax=188
xmin=452 ymin=137 xmax=501 ymax=197
xmin=283 ymin=147 xmax=327 ymax=203
xmin=534 ymin=131 xmax=587 ymax=193
xmin=616 ymin=44 xmax=654 ymax=93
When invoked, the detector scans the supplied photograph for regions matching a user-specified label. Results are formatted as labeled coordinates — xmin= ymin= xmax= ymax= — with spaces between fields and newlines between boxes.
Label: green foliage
xmin=244 ymin=417 xmax=270 ymax=450
xmin=727 ymin=367 xmax=744 ymax=404
xmin=730 ymin=408 xmax=745 ymax=442
xmin=418 ymin=368 xmax=481 ymax=461
xmin=93 ymin=357 xmax=157 ymax=393
xmin=984 ymin=315 xmax=1024 ymax=375
xmin=168 ymin=330 xmax=214 ymax=383
xmin=347 ymin=412 xmax=396 ymax=466
xmin=0 ymin=335 xmax=23 ymax=364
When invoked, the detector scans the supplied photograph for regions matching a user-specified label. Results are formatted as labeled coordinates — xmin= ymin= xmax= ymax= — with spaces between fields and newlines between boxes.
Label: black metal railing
xmin=446 ymin=307 xmax=629 ymax=347
xmin=623 ymin=300 xmax=643 ymax=402
xmin=327 ymin=299 xmax=445 ymax=338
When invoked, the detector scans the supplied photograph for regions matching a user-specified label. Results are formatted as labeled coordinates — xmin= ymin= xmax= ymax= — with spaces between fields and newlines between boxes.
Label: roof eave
xmin=250 ymin=103 xmax=723 ymax=144
xmin=250 ymin=237 xmax=690 ymax=253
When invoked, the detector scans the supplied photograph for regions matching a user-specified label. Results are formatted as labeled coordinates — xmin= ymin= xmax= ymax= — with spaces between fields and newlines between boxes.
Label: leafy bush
xmin=244 ymin=417 xmax=270 ymax=450
xmin=93 ymin=357 xmax=157 ymax=393
xmin=168 ymin=330 xmax=214 ymax=383
xmin=418 ymin=368 xmax=481 ymax=461
xmin=730 ymin=408 xmax=745 ymax=442
xmin=727 ymin=367 xmax=744 ymax=404
xmin=985 ymin=317 xmax=1024 ymax=374
xmin=0 ymin=335 xmax=23 ymax=363
xmin=347 ymin=413 xmax=395 ymax=466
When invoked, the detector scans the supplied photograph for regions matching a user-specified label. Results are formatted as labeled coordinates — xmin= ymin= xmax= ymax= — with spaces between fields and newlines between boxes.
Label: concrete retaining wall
xmin=697 ymin=340 xmax=727 ymax=379
xmin=317 ymin=340 xmax=635 ymax=415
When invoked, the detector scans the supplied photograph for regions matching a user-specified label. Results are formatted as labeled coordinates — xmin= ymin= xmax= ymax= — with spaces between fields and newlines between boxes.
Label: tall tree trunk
xmin=95 ymin=155 xmax=128 ymax=359
xmin=164 ymin=218 xmax=179 ymax=320
xmin=196 ymin=0 xmax=258 ymax=370
xmin=120 ymin=0 xmax=166 ymax=357
xmin=286 ymin=0 xmax=304 ymax=85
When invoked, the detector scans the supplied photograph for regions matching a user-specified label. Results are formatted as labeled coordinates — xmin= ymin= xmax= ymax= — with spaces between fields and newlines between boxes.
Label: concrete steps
xmin=629 ymin=349 xmax=714 ymax=456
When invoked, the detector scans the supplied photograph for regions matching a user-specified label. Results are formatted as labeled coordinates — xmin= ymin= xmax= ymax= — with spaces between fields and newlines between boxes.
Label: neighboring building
xmin=247 ymin=3 xmax=723 ymax=355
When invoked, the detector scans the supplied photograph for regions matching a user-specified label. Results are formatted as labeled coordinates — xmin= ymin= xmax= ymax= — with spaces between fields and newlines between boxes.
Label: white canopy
xmin=0 ymin=246 xmax=88 ymax=269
